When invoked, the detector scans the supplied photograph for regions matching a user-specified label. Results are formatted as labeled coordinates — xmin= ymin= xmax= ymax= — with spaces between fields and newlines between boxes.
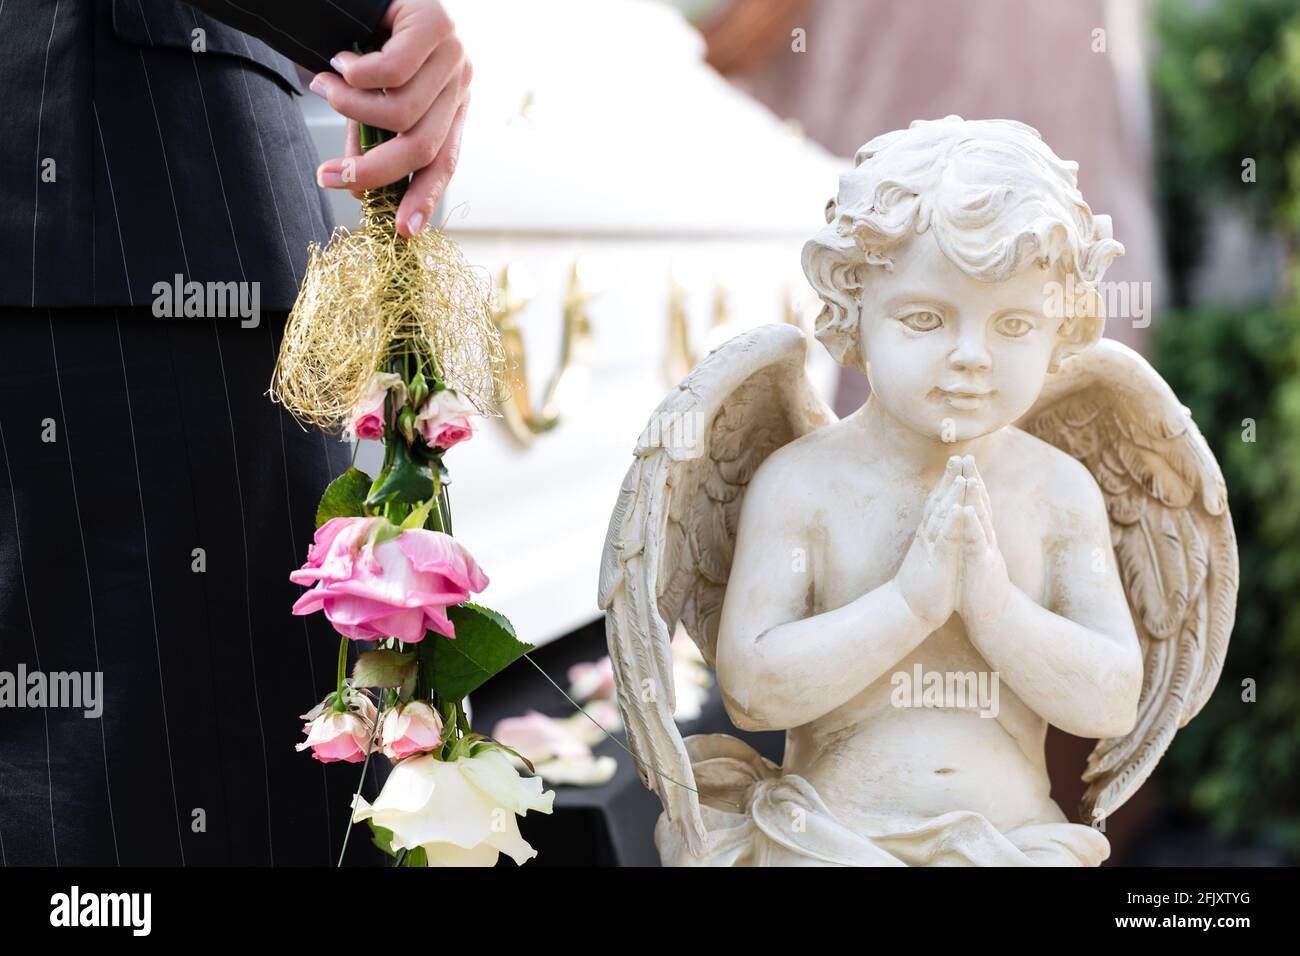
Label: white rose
xmin=352 ymin=748 xmax=554 ymax=866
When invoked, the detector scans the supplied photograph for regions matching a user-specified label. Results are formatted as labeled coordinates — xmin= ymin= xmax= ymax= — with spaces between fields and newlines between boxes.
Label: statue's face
xmin=858 ymin=232 xmax=1062 ymax=442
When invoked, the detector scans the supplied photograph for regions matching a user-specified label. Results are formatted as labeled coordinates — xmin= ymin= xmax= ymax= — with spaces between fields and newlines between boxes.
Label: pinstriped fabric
xmin=0 ymin=415 xmax=58 ymax=865
xmin=0 ymin=307 xmax=377 ymax=866
xmin=93 ymin=102 xmax=135 ymax=306
xmin=0 ymin=0 xmax=389 ymax=866
xmin=46 ymin=312 xmax=124 ymax=865
xmin=1 ymin=0 xmax=388 ymax=310
xmin=30 ymin=1 xmax=62 ymax=307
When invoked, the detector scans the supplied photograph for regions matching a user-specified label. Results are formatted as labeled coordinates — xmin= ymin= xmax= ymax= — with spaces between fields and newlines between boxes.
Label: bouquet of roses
xmin=271 ymin=119 xmax=553 ymax=867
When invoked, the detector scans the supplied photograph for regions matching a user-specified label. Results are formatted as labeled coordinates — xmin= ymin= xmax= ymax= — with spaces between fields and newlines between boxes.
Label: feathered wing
xmin=1017 ymin=339 xmax=1238 ymax=823
xmin=597 ymin=324 xmax=835 ymax=854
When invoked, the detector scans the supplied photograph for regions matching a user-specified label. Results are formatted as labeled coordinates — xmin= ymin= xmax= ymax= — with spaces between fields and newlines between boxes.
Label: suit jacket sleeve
xmin=180 ymin=0 xmax=391 ymax=72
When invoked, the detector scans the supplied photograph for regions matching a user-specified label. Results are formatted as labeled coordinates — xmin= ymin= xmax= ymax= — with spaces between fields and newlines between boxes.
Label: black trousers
xmin=0 ymin=307 xmax=382 ymax=866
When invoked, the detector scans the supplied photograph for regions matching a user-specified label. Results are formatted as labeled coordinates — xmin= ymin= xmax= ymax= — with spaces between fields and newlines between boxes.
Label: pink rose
xmin=568 ymin=656 xmax=616 ymax=702
xmin=290 ymin=516 xmax=489 ymax=642
xmin=348 ymin=372 xmax=405 ymax=442
xmin=492 ymin=710 xmax=593 ymax=763
xmin=416 ymin=389 xmax=477 ymax=451
xmin=380 ymin=701 xmax=445 ymax=761
xmin=296 ymin=694 xmax=378 ymax=763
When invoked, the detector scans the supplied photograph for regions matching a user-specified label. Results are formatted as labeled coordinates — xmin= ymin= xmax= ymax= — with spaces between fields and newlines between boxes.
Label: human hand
xmin=955 ymin=456 xmax=1012 ymax=632
xmin=310 ymin=0 xmax=472 ymax=237
xmin=895 ymin=456 xmax=966 ymax=631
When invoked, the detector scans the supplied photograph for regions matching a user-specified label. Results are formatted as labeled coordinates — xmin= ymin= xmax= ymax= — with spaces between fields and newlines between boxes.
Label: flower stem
xmin=337 ymin=697 xmax=387 ymax=867
xmin=438 ymin=482 xmax=453 ymax=536
xmin=455 ymin=698 xmax=470 ymax=738
xmin=334 ymin=635 xmax=348 ymax=710
xmin=358 ymin=121 xmax=409 ymax=205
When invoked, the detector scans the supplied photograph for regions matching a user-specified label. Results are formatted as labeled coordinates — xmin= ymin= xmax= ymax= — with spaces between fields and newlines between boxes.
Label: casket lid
xmin=441 ymin=0 xmax=845 ymax=238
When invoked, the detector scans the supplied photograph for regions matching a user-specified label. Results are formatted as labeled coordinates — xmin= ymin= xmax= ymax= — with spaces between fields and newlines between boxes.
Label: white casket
xmin=301 ymin=0 xmax=845 ymax=645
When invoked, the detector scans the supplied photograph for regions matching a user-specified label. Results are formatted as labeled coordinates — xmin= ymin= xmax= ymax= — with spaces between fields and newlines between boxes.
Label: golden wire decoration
xmin=270 ymin=190 xmax=507 ymax=432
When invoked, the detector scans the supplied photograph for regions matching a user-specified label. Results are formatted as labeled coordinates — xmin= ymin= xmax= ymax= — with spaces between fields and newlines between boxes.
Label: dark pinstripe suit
xmin=0 ymin=0 xmax=395 ymax=866
xmin=1 ymin=0 xmax=389 ymax=310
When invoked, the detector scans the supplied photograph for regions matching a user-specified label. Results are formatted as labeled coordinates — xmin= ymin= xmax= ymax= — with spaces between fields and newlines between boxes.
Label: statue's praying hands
xmin=896 ymin=455 xmax=978 ymax=631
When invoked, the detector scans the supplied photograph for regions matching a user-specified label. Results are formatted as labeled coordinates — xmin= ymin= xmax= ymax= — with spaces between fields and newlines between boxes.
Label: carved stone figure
xmin=598 ymin=117 xmax=1237 ymax=866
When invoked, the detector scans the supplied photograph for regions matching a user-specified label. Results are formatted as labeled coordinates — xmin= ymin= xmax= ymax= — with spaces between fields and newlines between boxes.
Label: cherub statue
xmin=599 ymin=117 xmax=1238 ymax=866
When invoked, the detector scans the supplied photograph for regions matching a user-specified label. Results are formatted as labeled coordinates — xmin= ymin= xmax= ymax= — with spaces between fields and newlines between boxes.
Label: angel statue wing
xmin=598 ymin=324 xmax=835 ymax=855
xmin=1017 ymin=338 xmax=1238 ymax=824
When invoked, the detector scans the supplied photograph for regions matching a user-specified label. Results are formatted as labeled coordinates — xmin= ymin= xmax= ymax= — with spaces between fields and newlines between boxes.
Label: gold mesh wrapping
xmin=270 ymin=191 xmax=506 ymax=431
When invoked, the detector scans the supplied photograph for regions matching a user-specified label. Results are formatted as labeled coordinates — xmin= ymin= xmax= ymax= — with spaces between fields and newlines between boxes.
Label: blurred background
xmin=303 ymin=0 xmax=1299 ymax=865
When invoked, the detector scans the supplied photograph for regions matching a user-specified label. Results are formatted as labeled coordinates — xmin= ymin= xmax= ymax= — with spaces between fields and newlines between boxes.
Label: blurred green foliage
xmin=1154 ymin=0 xmax=1300 ymax=304
xmin=1151 ymin=0 xmax=1300 ymax=857
xmin=1153 ymin=303 xmax=1300 ymax=856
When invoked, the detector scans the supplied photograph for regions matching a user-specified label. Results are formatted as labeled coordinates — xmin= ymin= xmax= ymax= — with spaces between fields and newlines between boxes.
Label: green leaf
xmin=352 ymin=649 xmax=418 ymax=689
xmin=399 ymin=497 xmax=436 ymax=531
xmin=315 ymin=467 xmax=373 ymax=527
xmin=364 ymin=438 xmax=434 ymax=508
xmin=399 ymin=846 xmax=428 ymax=867
xmin=424 ymin=604 xmax=532 ymax=702
xmin=481 ymin=740 xmax=536 ymax=775
xmin=398 ymin=665 xmax=418 ymax=700
xmin=369 ymin=822 xmax=397 ymax=858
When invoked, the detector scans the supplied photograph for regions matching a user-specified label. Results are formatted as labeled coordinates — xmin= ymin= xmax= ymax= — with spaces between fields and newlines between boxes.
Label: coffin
xmin=300 ymin=0 xmax=845 ymax=645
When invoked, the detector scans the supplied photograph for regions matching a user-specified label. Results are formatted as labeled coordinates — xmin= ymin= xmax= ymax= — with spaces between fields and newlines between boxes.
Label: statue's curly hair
xmin=801 ymin=116 xmax=1125 ymax=371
